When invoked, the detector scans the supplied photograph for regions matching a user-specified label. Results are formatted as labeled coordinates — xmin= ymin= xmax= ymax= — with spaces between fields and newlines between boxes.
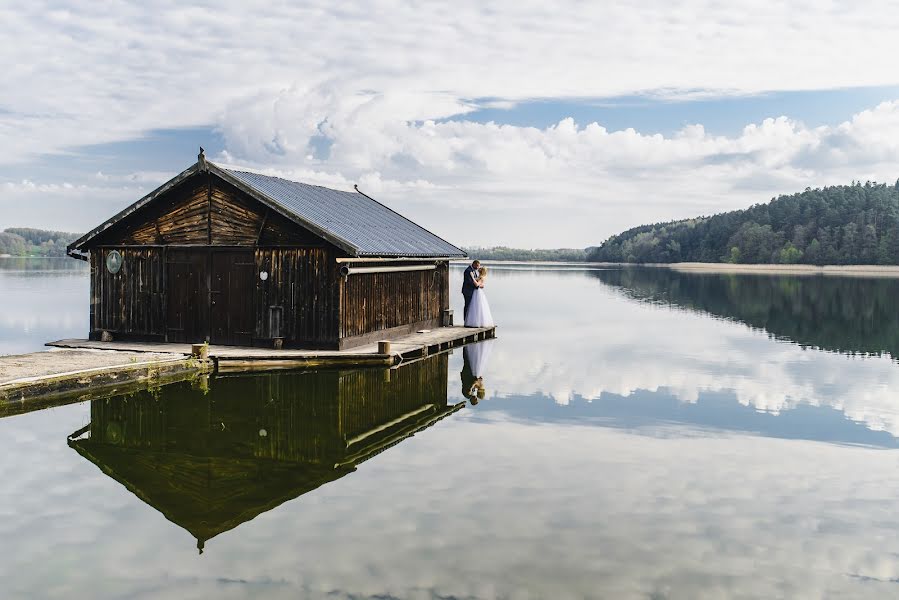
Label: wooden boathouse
xmin=67 ymin=150 xmax=466 ymax=350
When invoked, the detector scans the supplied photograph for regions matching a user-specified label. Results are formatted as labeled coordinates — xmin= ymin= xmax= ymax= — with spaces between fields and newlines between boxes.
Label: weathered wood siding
xmin=254 ymin=247 xmax=338 ymax=346
xmin=210 ymin=182 xmax=323 ymax=247
xmin=165 ymin=249 xmax=210 ymax=343
xmin=117 ymin=180 xmax=210 ymax=245
xmin=94 ymin=173 xmax=322 ymax=247
xmin=338 ymin=262 xmax=449 ymax=342
xmin=86 ymin=171 xmax=343 ymax=345
xmin=91 ymin=248 xmax=165 ymax=338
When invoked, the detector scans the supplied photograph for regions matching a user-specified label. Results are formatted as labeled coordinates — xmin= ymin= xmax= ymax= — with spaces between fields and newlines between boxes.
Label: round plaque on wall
xmin=106 ymin=250 xmax=123 ymax=274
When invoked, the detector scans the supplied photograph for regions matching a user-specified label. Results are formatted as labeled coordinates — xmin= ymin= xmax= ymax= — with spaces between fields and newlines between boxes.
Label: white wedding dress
xmin=465 ymin=286 xmax=494 ymax=327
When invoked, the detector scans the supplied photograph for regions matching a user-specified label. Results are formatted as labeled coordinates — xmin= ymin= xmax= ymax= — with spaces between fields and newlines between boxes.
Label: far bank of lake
xmin=465 ymin=259 xmax=899 ymax=278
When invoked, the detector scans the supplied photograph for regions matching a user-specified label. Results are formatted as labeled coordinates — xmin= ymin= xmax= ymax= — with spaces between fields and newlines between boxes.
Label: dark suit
xmin=462 ymin=265 xmax=478 ymax=319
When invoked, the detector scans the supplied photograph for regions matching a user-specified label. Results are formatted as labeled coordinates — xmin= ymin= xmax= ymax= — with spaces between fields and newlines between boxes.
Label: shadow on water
xmin=591 ymin=266 xmax=899 ymax=359
xmin=67 ymin=353 xmax=462 ymax=553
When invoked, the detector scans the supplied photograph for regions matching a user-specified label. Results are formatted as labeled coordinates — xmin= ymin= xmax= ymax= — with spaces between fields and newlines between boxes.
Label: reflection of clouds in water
xmin=452 ymin=267 xmax=899 ymax=436
xmin=4 ymin=405 xmax=899 ymax=598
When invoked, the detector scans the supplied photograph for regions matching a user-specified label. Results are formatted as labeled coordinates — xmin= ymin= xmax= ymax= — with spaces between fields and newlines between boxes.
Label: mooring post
xmin=191 ymin=343 xmax=209 ymax=360
xmin=378 ymin=340 xmax=391 ymax=355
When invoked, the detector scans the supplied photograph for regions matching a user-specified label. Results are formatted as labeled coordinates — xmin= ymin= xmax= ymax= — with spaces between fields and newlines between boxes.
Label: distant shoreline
xmin=453 ymin=258 xmax=899 ymax=277
xmin=663 ymin=263 xmax=899 ymax=277
xmin=8 ymin=255 xmax=899 ymax=277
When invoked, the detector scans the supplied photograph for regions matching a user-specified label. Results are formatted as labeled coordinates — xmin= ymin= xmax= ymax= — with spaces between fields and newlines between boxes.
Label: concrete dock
xmin=0 ymin=349 xmax=214 ymax=417
xmin=0 ymin=325 xmax=496 ymax=416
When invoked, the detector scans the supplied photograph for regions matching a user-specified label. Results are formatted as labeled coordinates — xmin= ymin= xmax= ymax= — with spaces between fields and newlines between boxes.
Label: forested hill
xmin=464 ymin=246 xmax=587 ymax=262
xmin=0 ymin=228 xmax=81 ymax=257
xmin=587 ymin=181 xmax=899 ymax=265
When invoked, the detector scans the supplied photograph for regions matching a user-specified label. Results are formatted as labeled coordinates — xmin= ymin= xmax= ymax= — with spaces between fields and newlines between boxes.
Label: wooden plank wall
xmin=91 ymin=247 xmax=165 ymax=337
xmin=255 ymin=247 xmax=339 ymax=345
xmin=120 ymin=182 xmax=210 ymax=245
xmin=96 ymin=174 xmax=323 ymax=247
xmin=339 ymin=262 xmax=449 ymax=339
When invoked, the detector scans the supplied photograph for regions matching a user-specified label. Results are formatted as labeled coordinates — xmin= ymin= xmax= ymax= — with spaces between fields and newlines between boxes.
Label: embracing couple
xmin=461 ymin=259 xmax=494 ymax=328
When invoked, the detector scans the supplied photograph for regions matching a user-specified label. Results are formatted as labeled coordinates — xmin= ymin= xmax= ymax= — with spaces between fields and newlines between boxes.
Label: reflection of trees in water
xmin=593 ymin=267 xmax=899 ymax=358
xmin=0 ymin=256 xmax=88 ymax=274
xmin=67 ymin=354 xmax=461 ymax=552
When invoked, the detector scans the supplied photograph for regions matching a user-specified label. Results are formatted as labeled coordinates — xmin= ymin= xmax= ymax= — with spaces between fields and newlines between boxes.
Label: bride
xmin=464 ymin=266 xmax=494 ymax=327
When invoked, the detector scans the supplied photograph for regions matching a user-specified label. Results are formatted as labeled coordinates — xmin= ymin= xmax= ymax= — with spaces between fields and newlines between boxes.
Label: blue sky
xmin=4 ymin=2 xmax=899 ymax=247
xmin=461 ymin=86 xmax=899 ymax=135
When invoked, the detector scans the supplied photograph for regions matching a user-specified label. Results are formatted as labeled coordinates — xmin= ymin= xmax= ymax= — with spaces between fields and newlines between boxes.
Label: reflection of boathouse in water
xmin=67 ymin=354 xmax=460 ymax=552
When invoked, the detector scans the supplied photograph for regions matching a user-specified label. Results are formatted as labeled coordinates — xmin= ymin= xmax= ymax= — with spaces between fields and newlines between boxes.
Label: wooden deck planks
xmin=1 ymin=326 xmax=495 ymax=417
xmin=47 ymin=325 xmax=497 ymax=371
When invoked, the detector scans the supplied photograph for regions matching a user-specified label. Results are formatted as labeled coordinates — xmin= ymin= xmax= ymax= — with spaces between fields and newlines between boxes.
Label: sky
xmin=4 ymin=2 xmax=899 ymax=248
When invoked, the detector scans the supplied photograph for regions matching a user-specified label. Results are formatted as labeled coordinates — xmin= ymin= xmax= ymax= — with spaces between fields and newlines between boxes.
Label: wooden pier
xmin=47 ymin=325 xmax=496 ymax=372
xmin=0 ymin=325 xmax=495 ymax=416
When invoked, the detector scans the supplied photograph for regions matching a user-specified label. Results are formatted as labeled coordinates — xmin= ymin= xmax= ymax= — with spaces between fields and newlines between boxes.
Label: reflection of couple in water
xmin=460 ymin=341 xmax=493 ymax=405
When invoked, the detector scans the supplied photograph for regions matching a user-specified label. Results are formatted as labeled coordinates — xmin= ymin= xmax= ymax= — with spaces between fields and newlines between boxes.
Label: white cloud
xmin=212 ymin=99 xmax=899 ymax=246
xmin=6 ymin=2 xmax=899 ymax=244
xmin=0 ymin=180 xmax=141 ymax=232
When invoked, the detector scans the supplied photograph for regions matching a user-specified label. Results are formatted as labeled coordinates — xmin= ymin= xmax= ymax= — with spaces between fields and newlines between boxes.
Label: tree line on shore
xmin=463 ymin=246 xmax=588 ymax=262
xmin=587 ymin=181 xmax=899 ymax=265
xmin=13 ymin=178 xmax=898 ymax=266
xmin=0 ymin=228 xmax=81 ymax=257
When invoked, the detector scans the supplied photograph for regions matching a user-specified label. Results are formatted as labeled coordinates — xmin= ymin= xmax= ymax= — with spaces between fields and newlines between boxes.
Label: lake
xmin=3 ymin=258 xmax=899 ymax=599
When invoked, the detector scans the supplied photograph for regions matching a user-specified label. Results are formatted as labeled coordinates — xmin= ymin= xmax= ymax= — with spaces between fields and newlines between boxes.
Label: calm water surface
xmin=2 ymin=258 xmax=899 ymax=599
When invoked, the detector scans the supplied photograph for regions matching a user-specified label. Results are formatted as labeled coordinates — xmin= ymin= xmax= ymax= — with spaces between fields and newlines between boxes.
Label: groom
xmin=461 ymin=259 xmax=480 ymax=321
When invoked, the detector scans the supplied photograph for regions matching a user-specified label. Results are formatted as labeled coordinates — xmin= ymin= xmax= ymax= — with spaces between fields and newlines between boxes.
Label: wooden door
xmin=210 ymin=250 xmax=255 ymax=346
xmin=166 ymin=249 xmax=209 ymax=343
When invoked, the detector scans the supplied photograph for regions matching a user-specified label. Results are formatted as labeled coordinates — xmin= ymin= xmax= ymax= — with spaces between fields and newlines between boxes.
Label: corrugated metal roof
xmin=220 ymin=167 xmax=465 ymax=258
